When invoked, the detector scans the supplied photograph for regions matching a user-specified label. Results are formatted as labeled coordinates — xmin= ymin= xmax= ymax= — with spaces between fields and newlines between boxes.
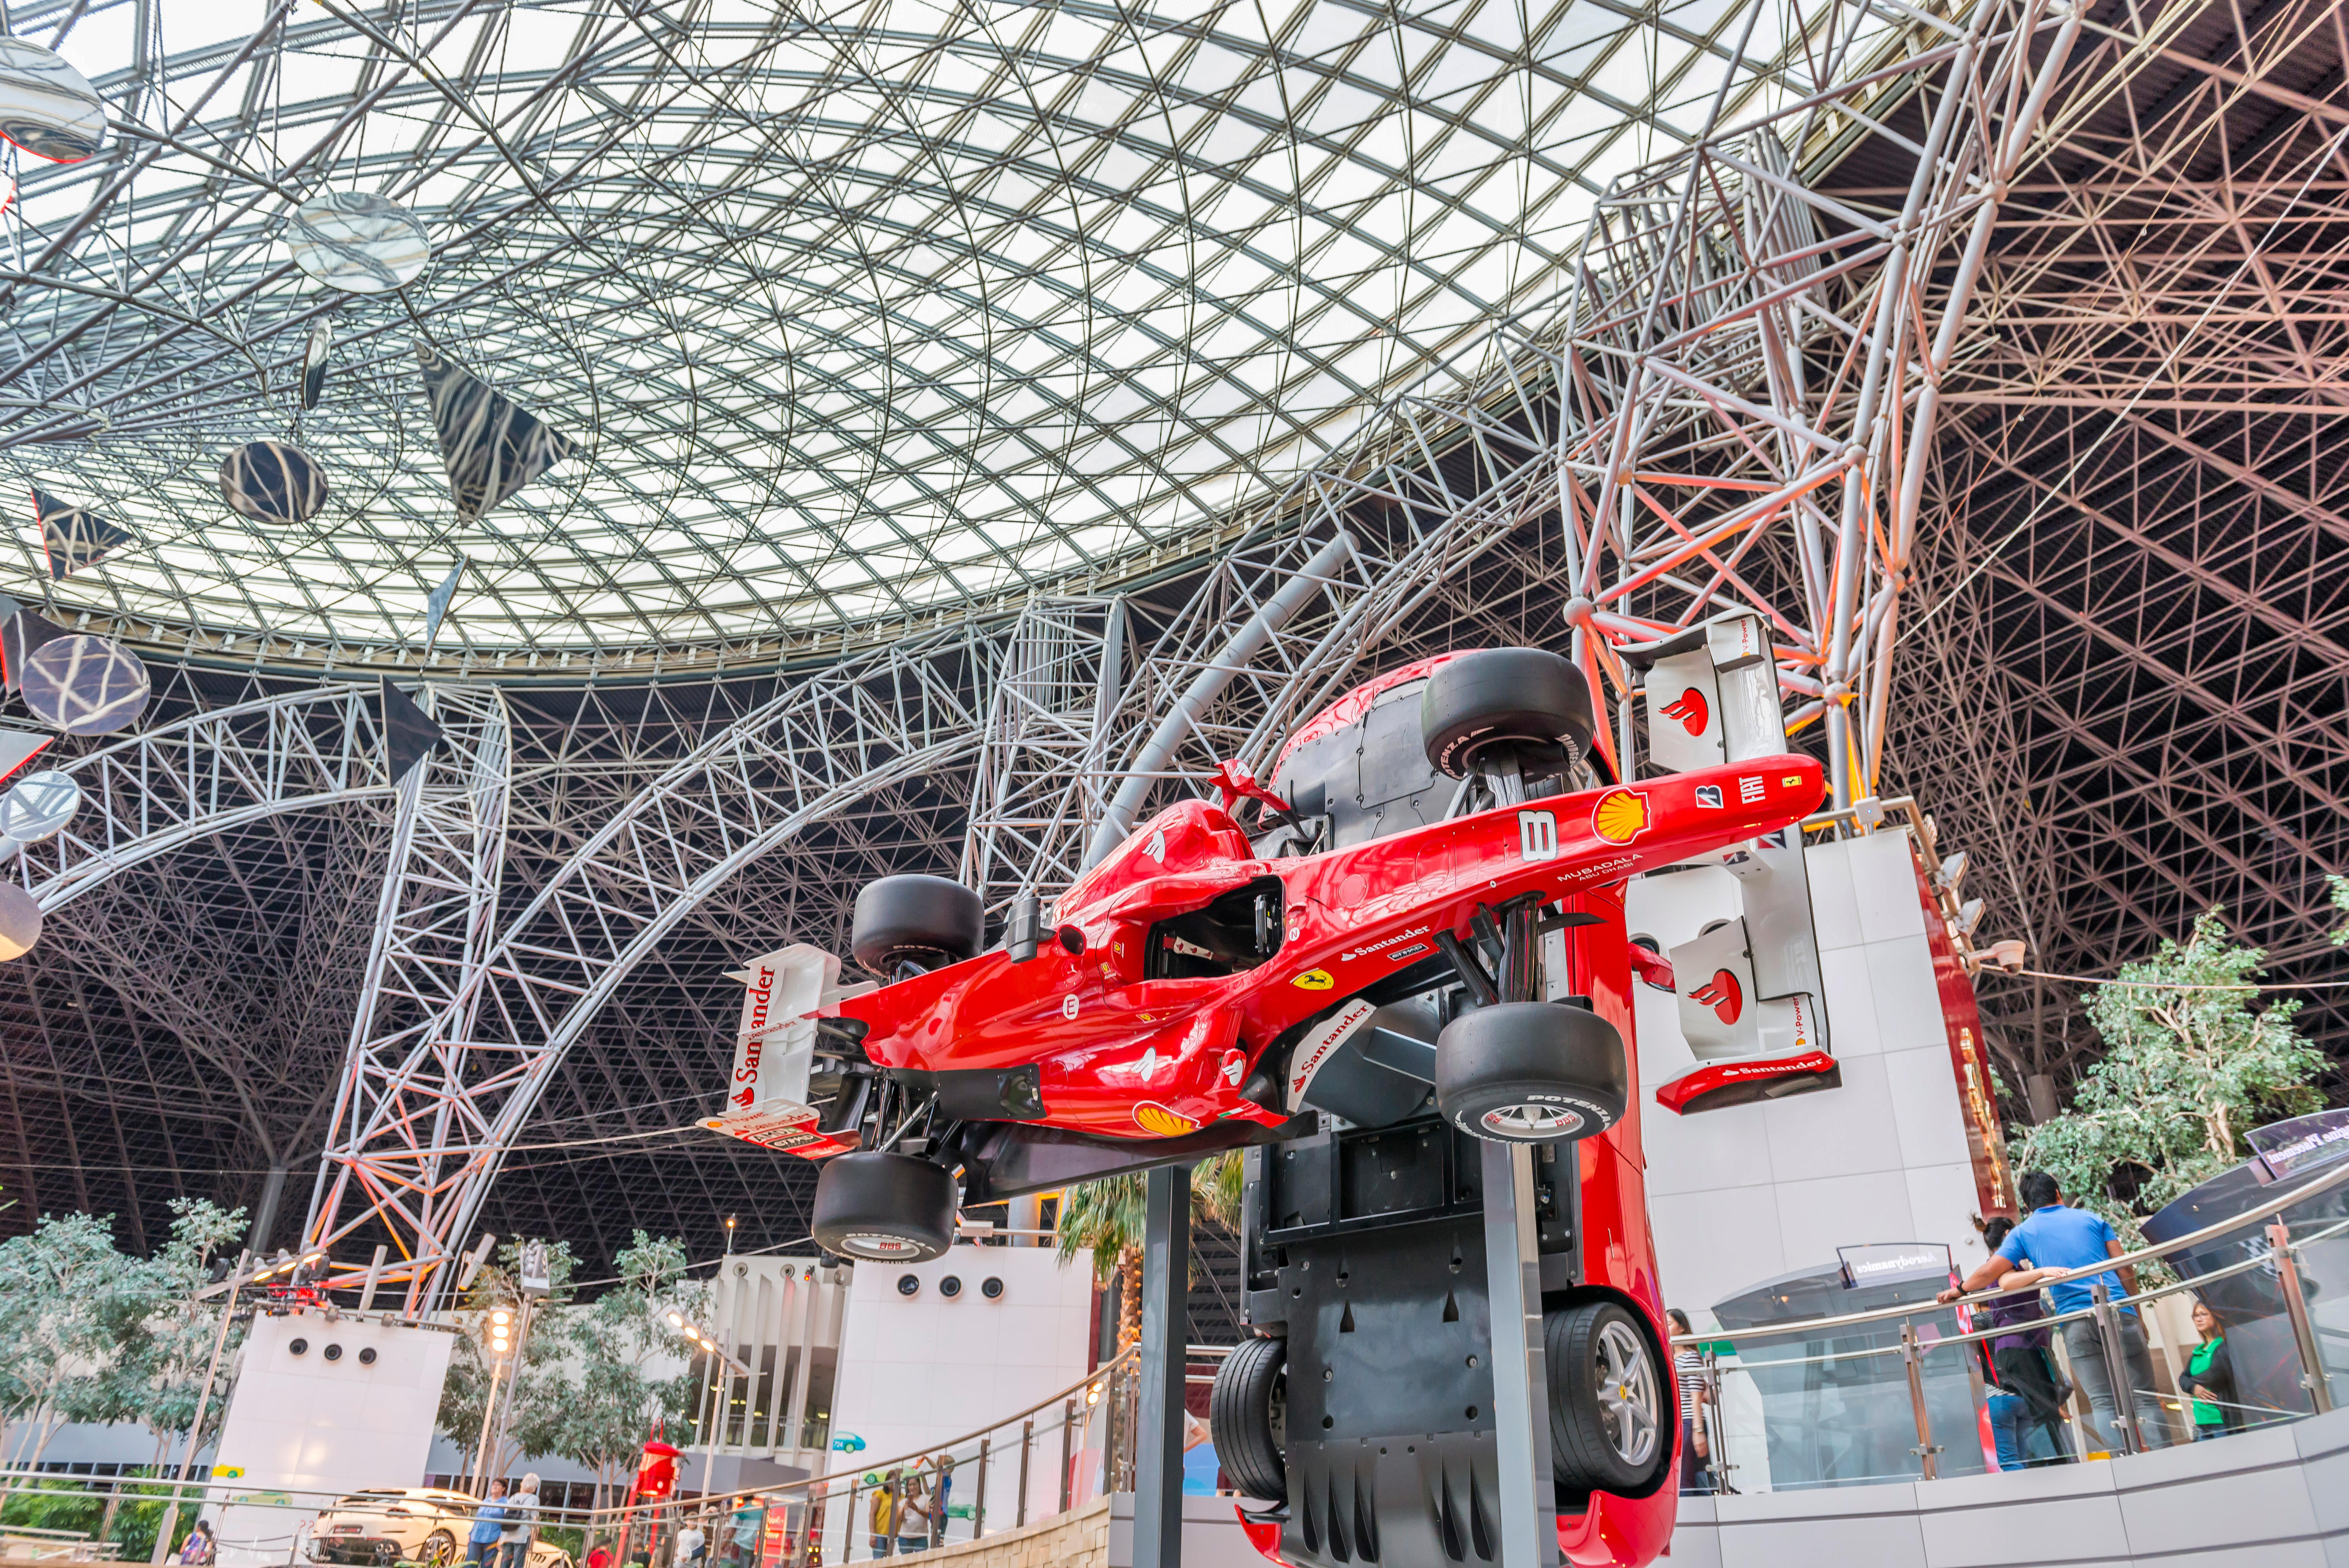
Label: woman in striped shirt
xmin=1666 ymin=1309 xmax=1713 ymax=1495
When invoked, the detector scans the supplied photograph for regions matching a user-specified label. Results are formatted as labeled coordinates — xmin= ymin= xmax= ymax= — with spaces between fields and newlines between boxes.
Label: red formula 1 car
xmin=769 ymin=647 xmax=1821 ymax=1568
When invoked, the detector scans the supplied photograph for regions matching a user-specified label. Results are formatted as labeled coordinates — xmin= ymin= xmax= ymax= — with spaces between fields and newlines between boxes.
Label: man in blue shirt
xmin=1941 ymin=1171 xmax=2174 ymax=1450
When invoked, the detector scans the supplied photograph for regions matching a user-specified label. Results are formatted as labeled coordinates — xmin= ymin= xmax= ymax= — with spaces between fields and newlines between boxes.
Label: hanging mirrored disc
xmin=0 ymin=37 xmax=108 ymax=164
xmin=286 ymin=192 xmax=432 ymax=293
xmin=0 ymin=770 xmax=80 ymax=844
xmin=0 ymin=881 xmax=41 ymax=960
xmin=20 ymin=635 xmax=150 ymax=736
xmin=219 ymin=441 xmax=329 ymax=524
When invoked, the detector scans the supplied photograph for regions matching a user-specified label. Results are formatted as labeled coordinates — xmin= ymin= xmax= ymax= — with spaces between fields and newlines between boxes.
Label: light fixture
xmin=1957 ymin=898 xmax=1985 ymax=937
xmin=1936 ymin=851 xmax=1968 ymax=892
xmin=666 ymin=1311 xmax=684 ymax=1328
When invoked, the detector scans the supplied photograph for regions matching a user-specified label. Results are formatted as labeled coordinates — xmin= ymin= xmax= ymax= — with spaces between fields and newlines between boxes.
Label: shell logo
xmin=1591 ymin=787 xmax=1650 ymax=845
xmin=1134 ymin=1101 xmax=1199 ymax=1137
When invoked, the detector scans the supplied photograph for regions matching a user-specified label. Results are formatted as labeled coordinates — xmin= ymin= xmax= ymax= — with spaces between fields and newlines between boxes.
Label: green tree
xmin=438 ymin=1238 xmax=580 ymax=1486
xmin=2009 ymin=909 xmax=2324 ymax=1251
xmin=125 ymin=1200 xmax=250 ymax=1473
xmin=505 ymin=1221 xmax=695 ymax=1502
xmin=1054 ymin=1153 xmax=1242 ymax=1351
xmin=2327 ymin=872 xmax=2349 ymax=945
xmin=0 ymin=1212 xmax=151 ymax=1494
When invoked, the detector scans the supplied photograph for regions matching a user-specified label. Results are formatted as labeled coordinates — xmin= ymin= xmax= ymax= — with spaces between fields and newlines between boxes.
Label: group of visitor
xmin=1673 ymin=1169 xmax=2256 ymax=1492
xmin=1943 ymin=1169 xmax=2245 ymax=1463
xmin=864 ymin=1455 xmax=954 ymax=1559
xmin=466 ymin=1477 xmax=543 ymax=1568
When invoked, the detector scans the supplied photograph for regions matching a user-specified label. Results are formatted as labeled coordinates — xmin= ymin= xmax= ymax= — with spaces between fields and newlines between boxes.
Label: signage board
xmin=1836 ymin=1241 xmax=1953 ymax=1291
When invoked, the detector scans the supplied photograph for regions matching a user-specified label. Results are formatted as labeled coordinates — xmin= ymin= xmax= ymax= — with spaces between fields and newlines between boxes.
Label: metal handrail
xmin=1697 ymin=1211 xmax=2349 ymax=1370
xmin=1668 ymin=1151 xmax=2349 ymax=1350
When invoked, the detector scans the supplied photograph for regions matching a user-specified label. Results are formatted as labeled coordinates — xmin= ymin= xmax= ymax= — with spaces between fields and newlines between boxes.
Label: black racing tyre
xmin=851 ymin=874 xmax=984 ymax=975
xmin=811 ymin=1151 xmax=959 ymax=1262
xmin=1434 ymin=1001 xmax=1627 ymax=1142
xmin=1420 ymin=648 xmax=1597 ymax=778
xmin=1210 ymin=1335 xmax=1289 ymax=1501
xmin=420 ymin=1532 xmax=456 ymax=1568
xmin=1545 ymin=1301 xmax=1671 ymax=1493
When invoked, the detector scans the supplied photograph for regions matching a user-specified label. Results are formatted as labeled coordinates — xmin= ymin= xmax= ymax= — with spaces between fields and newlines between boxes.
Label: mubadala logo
xmin=1340 ymin=925 xmax=1429 ymax=962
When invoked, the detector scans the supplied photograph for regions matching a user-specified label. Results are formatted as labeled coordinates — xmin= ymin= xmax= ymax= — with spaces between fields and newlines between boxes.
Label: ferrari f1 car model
xmin=713 ymin=646 xmax=1823 ymax=1568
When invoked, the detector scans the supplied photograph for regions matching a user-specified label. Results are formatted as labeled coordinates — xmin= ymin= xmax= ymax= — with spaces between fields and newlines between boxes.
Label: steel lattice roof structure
xmin=0 ymin=0 xmax=2344 ymax=1275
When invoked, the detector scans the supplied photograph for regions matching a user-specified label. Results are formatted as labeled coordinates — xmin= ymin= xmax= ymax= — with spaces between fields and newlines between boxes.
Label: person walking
xmin=865 ymin=1477 xmax=894 ymax=1561
xmin=1970 ymin=1217 xmax=2074 ymax=1468
xmin=466 ymin=1485 xmax=510 ymax=1568
xmin=585 ymin=1541 xmax=613 ymax=1568
xmin=499 ymin=1475 xmax=541 ymax=1568
xmin=177 ymin=1520 xmax=216 ymax=1566
xmin=1664 ymin=1310 xmax=1714 ymax=1495
xmin=675 ymin=1517 xmax=707 ymax=1567
xmin=1941 ymin=1172 xmax=2173 ymax=1450
xmin=2179 ymin=1298 xmax=2239 ymax=1440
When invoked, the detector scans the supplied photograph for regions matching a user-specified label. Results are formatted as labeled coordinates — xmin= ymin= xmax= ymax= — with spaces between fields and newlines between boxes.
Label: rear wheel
xmin=812 ymin=1151 xmax=959 ymax=1262
xmin=1210 ymin=1335 xmax=1289 ymax=1501
xmin=850 ymin=874 xmax=984 ymax=976
xmin=1547 ymin=1301 xmax=1669 ymax=1492
xmin=1434 ymin=1001 xmax=1627 ymax=1143
xmin=1420 ymin=648 xmax=1596 ymax=778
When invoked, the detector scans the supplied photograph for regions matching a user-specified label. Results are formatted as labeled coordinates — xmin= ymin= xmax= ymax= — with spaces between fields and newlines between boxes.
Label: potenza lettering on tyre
xmin=1287 ymin=998 xmax=1376 ymax=1109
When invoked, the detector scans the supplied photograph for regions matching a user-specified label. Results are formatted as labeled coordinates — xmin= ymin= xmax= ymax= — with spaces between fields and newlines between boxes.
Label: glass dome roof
xmin=2 ymin=0 xmax=1784 ymax=654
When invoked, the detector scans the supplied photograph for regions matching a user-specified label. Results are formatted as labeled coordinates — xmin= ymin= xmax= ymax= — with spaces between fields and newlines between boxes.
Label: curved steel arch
xmin=16 ymin=684 xmax=397 ymax=911
xmin=303 ymin=629 xmax=991 ymax=1309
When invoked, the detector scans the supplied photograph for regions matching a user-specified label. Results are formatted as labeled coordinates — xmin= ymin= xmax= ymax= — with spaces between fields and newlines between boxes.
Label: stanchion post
xmin=1134 ymin=1163 xmax=1189 ymax=1568
xmin=972 ymin=1436 xmax=990 ymax=1540
xmin=1480 ymin=1140 xmax=1559 ymax=1568
xmin=1015 ymin=1420 xmax=1033 ymax=1529
xmin=1059 ymin=1399 xmax=1076 ymax=1512
xmin=1898 ymin=1321 xmax=1939 ymax=1480
xmin=2267 ymin=1222 xmax=2334 ymax=1415
xmin=2089 ymin=1285 xmax=2140 ymax=1454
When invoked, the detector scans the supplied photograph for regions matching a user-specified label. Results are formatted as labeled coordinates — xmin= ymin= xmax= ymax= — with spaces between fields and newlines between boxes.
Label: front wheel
xmin=1435 ymin=1001 xmax=1627 ymax=1143
xmin=1420 ymin=648 xmax=1596 ymax=778
xmin=811 ymin=1151 xmax=958 ymax=1261
xmin=850 ymin=874 xmax=984 ymax=976
xmin=1547 ymin=1301 xmax=1670 ymax=1492
xmin=1209 ymin=1335 xmax=1288 ymax=1501
xmin=420 ymin=1532 xmax=456 ymax=1568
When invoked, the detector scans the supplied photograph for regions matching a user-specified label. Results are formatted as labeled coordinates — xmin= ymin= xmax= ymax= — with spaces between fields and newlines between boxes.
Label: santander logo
xmin=1661 ymin=687 xmax=1709 ymax=735
xmin=1691 ymin=968 xmax=1744 ymax=1025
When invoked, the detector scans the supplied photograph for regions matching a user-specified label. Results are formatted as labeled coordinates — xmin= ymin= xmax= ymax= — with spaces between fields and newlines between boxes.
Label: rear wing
xmin=699 ymin=944 xmax=872 ymax=1158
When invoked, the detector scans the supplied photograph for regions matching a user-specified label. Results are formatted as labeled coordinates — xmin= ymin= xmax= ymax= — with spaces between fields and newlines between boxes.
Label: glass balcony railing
xmin=1672 ymin=1153 xmax=2349 ymax=1495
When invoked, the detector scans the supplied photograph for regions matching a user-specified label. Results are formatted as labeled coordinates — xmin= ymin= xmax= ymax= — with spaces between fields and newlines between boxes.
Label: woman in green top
xmin=2180 ymin=1299 xmax=2237 ymax=1439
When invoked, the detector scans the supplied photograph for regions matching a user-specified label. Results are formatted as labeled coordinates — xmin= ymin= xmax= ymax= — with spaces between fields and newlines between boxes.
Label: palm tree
xmin=1054 ymin=1153 xmax=1243 ymax=1351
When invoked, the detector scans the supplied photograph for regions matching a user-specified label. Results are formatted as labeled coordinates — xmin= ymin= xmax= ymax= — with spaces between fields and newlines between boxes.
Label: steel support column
xmin=1133 ymin=1163 xmax=1190 ymax=1568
